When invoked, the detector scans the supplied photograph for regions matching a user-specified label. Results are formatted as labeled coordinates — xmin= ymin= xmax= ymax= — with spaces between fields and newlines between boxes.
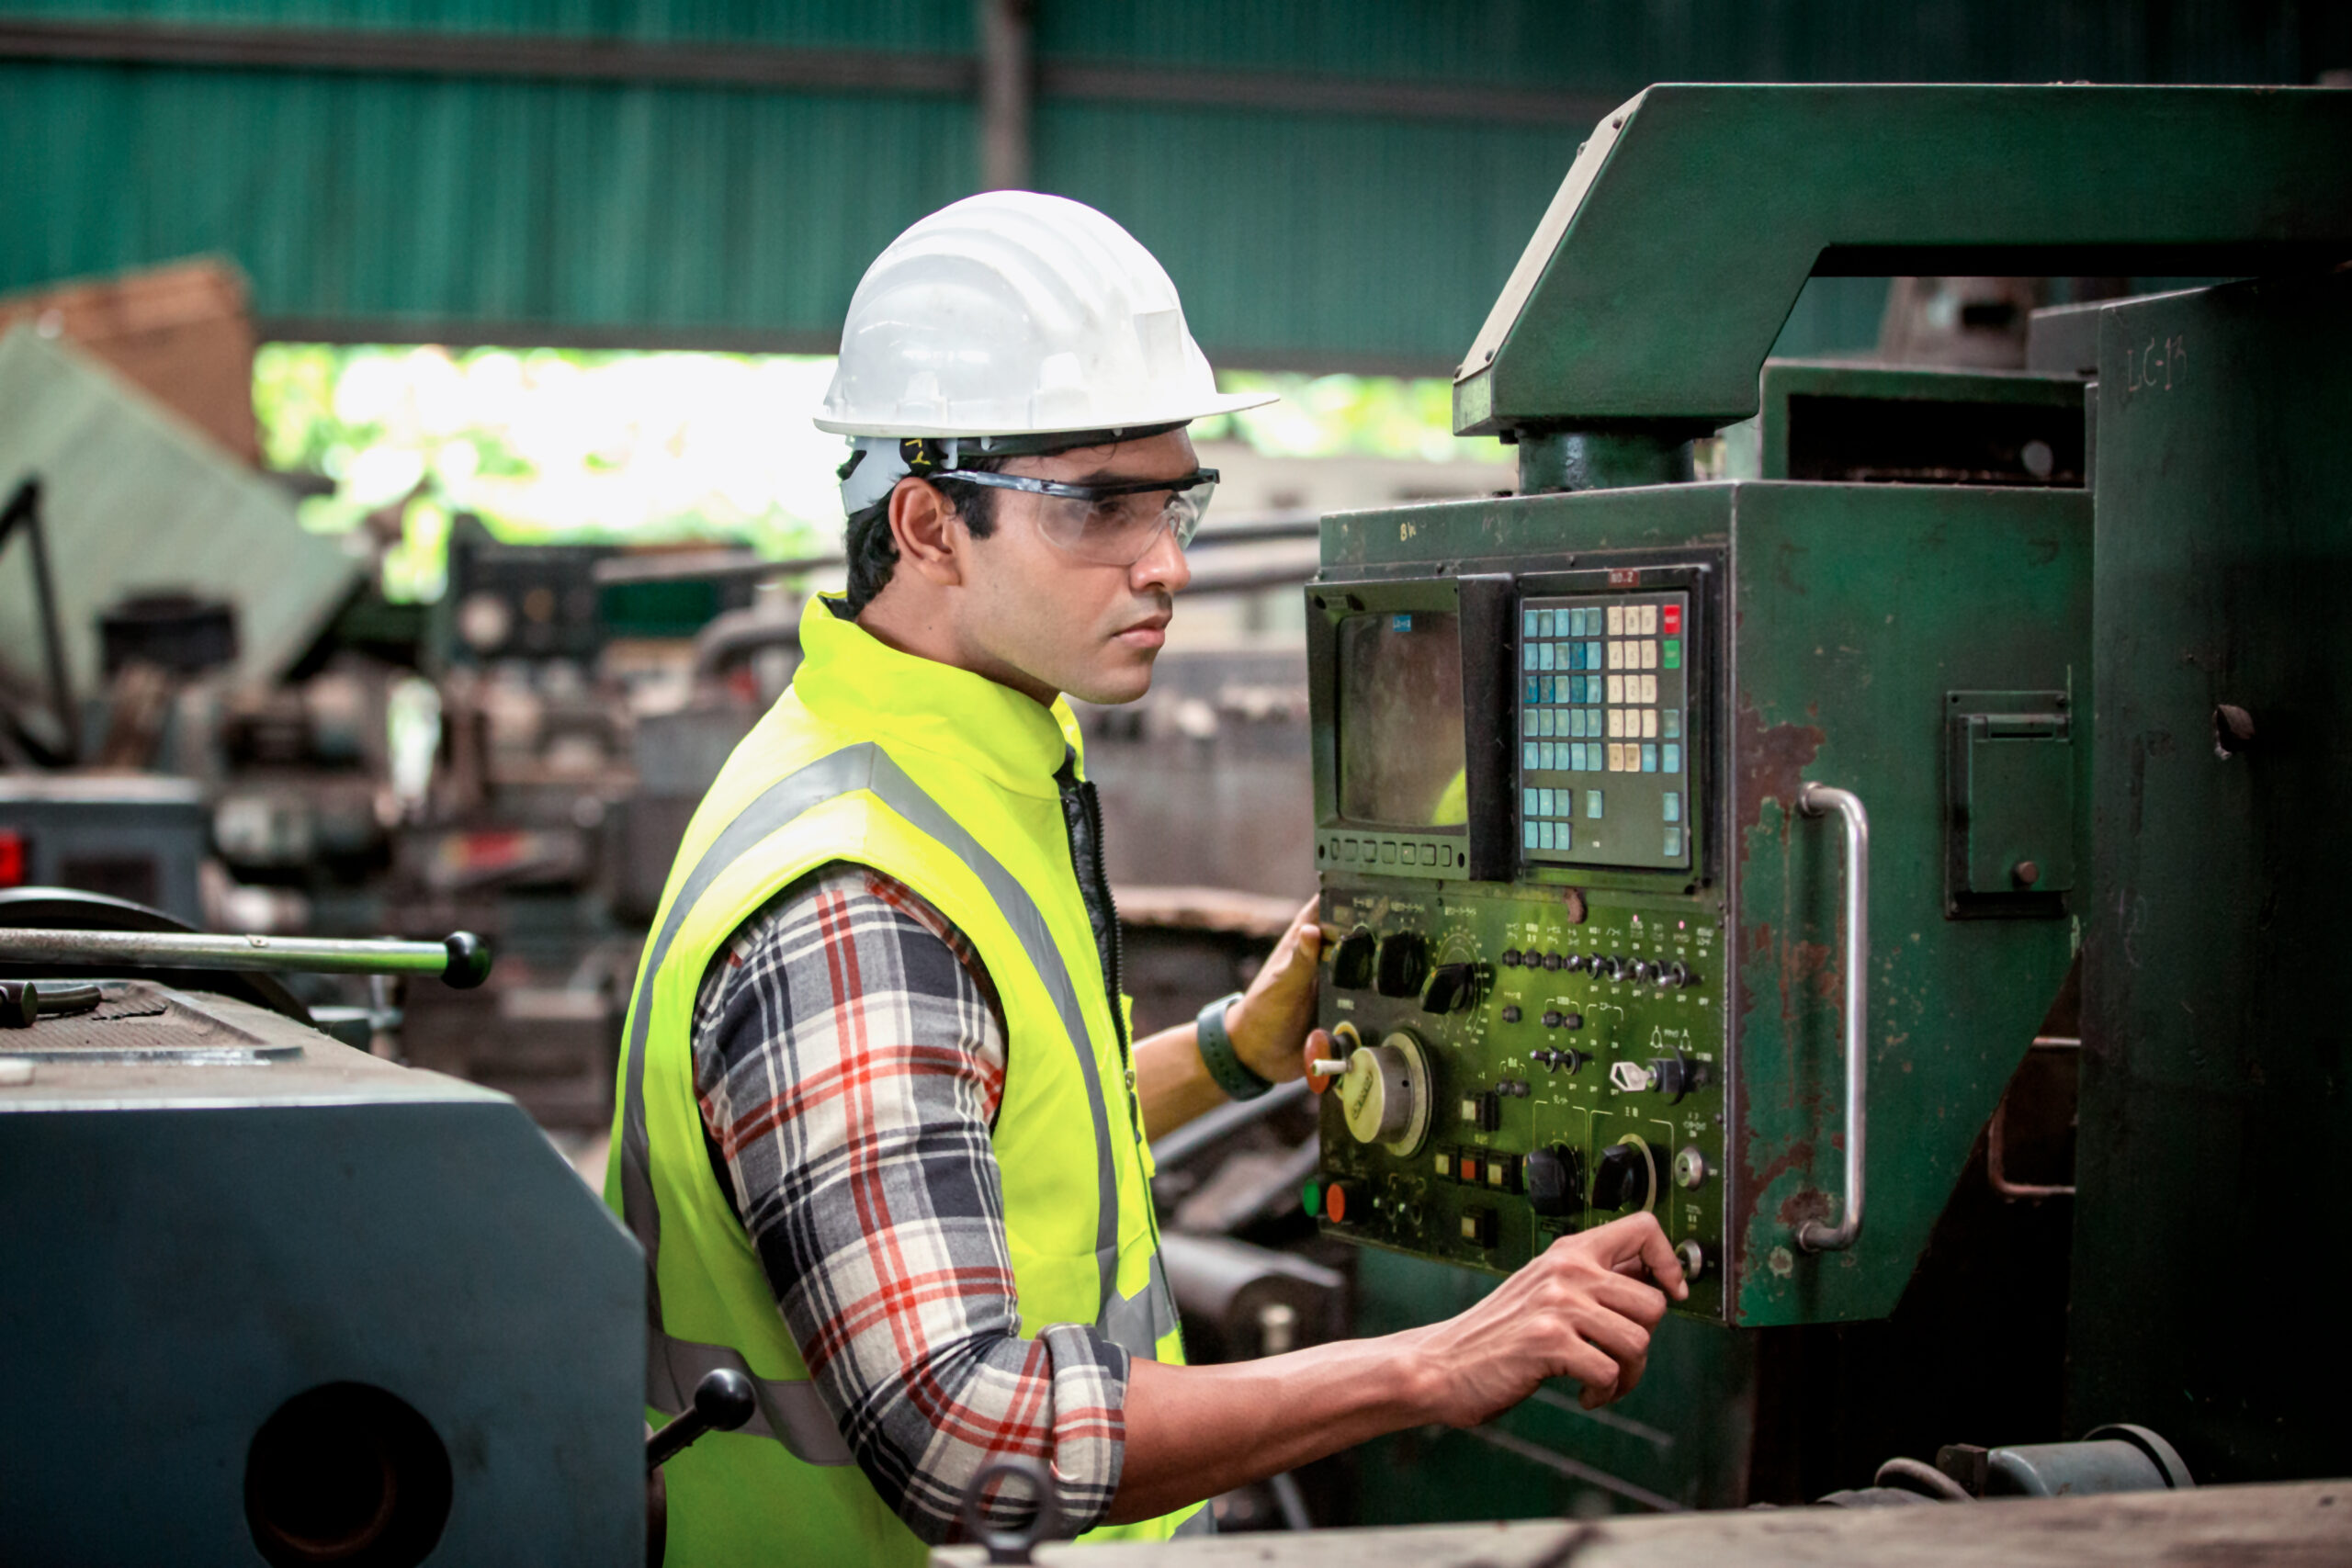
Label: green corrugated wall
xmin=3 ymin=2 xmax=2344 ymax=369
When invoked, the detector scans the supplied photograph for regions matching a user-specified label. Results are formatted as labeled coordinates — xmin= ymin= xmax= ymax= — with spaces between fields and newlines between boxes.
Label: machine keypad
xmin=1519 ymin=592 xmax=1693 ymax=870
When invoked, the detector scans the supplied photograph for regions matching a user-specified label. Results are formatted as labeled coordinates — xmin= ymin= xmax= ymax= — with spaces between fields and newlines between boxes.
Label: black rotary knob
xmin=1374 ymin=931 xmax=1431 ymax=998
xmin=1420 ymin=963 xmax=1480 ymax=1015
xmin=1330 ymin=929 xmax=1377 ymax=991
xmin=1525 ymin=1146 xmax=1585 ymax=1219
xmin=1590 ymin=1143 xmax=1654 ymax=1212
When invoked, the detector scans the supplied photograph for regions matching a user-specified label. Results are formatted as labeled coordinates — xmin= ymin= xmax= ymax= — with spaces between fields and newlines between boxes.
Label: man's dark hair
xmin=841 ymin=456 xmax=1009 ymax=617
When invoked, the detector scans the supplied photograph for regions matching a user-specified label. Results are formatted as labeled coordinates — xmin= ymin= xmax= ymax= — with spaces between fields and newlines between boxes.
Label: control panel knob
xmin=1313 ymin=1178 xmax=1363 ymax=1224
xmin=1672 ymin=1145 xmax=1709 ymax=1190
xmin=1374 ymin=931 xmax=1431 ymax=998
xmin=1334 ymin=1032 xmax=1433 ymax=1155
xmin=1525 ymin=1146 xmax=1585 ymax=1218
xmin=1420 ymin=963 xmax=1481 ymax=1015
xmin=1330 ymin=929 xmax=1377 ymax=991
xmin=1590 ymin=1142 xmax=1655 ymax=1213
xmin=1676 ymin=1239 xmax=1709 ymax=1281
xmin=1649 ymin=1054 xmax=1711 ymax=1104
xmin=1500 ymin=949 xmax=1522 ymax=968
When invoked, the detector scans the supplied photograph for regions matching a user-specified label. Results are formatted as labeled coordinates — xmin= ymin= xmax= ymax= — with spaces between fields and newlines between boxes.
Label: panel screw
xmin=2013 ymin=860 xmax=2041 ymax=887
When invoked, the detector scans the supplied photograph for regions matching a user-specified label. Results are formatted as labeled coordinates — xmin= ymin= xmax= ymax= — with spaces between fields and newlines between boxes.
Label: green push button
xmin=1663 ymin=638 xmax=1682 ymax=669
xmin=1301 ymin=1179 xmax=1324 ymax=1219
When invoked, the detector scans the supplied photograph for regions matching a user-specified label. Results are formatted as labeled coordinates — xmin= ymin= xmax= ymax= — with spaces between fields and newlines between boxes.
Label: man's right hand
xmin=1402 ymin=1213 xmax=1688 ymax=1424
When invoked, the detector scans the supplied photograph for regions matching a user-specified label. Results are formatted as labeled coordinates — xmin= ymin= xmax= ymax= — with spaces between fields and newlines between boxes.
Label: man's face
xmin=952 ymin=429 xmax=1198 ymax=706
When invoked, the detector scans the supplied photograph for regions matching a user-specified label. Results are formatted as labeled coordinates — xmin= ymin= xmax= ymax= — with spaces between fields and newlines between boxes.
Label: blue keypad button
xmin=1523 ymin=786 xmax=1538 ymax=817
xmin=1664 ymin=826 xmax=1683 ymax=857
xmin=1524 ymin=609 xmax=1540 ymax=637
xmin=1537 ymin=820 xmax=1555 ymax=851
xmin=1663 ymin=791 xmax=1681 ymax=823
xmin=1556 ymin=822 xmax=1573 ymax=851
xmin=1543 ymin=642 xmax=1559 ymax=671
xmin=1664 ymin=742 xmax=1681 ymax=773
xmin=1641 ymin=743 xmax=1659 ymax=773
xmin=1525 ymin=819 xmax=1540 ymax=850
xmin=1662 ymin=708 xmax=1681 ymax=739
xmin=1523 ymin=740 xmax=1539 ymax=769
xmin=1540 ymin=741 xmax=1556 ymax=770
xmin=1587 ymin=640 xmax=1603 ymax=667
xmin=1587 ymin=789 xmax=1604 ymax=818
xmin=1523 ymin=642 xmax=1537 ymax=671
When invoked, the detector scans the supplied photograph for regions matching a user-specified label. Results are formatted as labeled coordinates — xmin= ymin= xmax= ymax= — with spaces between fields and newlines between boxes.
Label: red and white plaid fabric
xmin=692 ymin=862 xmax=1127 ymax=1543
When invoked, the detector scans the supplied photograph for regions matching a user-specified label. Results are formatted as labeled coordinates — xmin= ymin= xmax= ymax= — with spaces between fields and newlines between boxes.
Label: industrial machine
xmin=0 ymin=906 xmax=651 ymax=1565
xmin=1302 ymin=84 xmax=2352 ymax=1512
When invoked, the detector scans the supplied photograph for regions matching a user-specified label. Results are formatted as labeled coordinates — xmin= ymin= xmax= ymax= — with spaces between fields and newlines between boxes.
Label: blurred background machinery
xmin=2 ymin=3 xmax=2351 ymax=1549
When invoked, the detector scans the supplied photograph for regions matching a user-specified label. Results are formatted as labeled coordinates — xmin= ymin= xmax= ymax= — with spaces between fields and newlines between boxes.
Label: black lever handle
xmin=645 ymin=1369 xmax=758 ymax=1475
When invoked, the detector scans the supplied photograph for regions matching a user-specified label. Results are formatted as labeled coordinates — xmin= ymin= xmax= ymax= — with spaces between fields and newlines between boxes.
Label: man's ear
xmin=887 ymin=478 xmax=967 ymax=588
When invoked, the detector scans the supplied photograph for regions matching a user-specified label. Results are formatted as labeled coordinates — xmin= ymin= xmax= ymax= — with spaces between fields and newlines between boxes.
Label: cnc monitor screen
xmin=1336 ymin=611 xmax=1467 ymax=829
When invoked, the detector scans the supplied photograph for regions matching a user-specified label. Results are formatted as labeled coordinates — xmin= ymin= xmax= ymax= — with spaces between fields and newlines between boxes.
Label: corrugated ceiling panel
xmin=1038 ymin=0 xmax=2339 ymax=86
xmin=0 ymin=62 xmax=976 ymax=344
xmin=1038 ymin=101 xmax=1578 ymax=370
xmin=0 ymin=0 xmax=971 ymax=48
xmin=2 ymin=2 xmax=2342 ymax=367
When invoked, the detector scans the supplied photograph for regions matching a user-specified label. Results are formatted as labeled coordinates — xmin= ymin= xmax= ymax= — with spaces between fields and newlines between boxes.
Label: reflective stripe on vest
xmin=617 ymin=741 xmax=1173 ymax=1464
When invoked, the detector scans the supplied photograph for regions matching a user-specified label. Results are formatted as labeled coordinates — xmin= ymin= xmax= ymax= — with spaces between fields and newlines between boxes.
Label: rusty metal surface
xmin=1724 ymin=480 xmax=2088 ymax=1325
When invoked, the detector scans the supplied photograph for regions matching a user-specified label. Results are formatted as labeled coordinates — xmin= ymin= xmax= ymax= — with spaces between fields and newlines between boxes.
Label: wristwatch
xmin=1194 ymin=990 xmax=1273 ymax=1101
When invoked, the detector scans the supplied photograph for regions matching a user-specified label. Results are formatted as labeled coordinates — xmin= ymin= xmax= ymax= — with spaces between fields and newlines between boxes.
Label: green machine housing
xmin=1300 ymin=83 xmax=2352 ymax=1507
xmin=1304 ymin=452 xmax=2088 ymax=1329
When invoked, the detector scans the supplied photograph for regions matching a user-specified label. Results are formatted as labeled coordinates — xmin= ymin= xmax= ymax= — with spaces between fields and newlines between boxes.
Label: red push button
xmin=0 ymin=829 xmax=25 ymax=887
xmin=1661 ymin=604 xmax=1682 ymax=635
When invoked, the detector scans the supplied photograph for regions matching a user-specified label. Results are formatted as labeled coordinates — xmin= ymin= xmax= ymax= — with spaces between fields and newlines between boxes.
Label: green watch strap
xmin=1195 ymin=990 xmax=1272 ymax=1101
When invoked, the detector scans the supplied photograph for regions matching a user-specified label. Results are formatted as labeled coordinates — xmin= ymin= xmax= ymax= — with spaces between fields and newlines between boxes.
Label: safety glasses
xmin=939 ymin=468 xmax=1219 ymax=567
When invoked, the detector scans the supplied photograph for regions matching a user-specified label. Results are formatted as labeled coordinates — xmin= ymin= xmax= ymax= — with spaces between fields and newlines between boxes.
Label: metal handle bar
xmin=1795 ymin=782 xmax=1869 ymax=1253
xmin=0 ymin=928 xmax=492 ymax=989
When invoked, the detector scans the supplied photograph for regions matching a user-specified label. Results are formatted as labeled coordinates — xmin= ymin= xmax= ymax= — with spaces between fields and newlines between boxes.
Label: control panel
xmin=1306 ymin=885 xmax=1726 ymax=1319
xmin=1305 ymin=566 xmax=1728 ymax=1320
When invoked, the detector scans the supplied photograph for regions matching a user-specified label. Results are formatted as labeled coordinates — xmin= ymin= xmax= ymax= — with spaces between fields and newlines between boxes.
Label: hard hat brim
xmin=812 ymin=387 xmax=1278 ymax=438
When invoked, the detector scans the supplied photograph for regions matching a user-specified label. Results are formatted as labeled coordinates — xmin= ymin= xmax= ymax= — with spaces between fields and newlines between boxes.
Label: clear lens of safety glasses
xmin=934 ymin=468 xmax=1220 ymax=567
xmin=1035 ymin=480 xmax=1214 ymax=566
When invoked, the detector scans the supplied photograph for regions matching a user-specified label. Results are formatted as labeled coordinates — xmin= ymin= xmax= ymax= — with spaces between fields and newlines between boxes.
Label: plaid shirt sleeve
xmin=690 ymin=862 xmax=1130 ymax=1543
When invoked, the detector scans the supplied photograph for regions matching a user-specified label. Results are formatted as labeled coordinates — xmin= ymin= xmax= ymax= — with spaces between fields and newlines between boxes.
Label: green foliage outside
xmin=254 ymin=344 xmax=1480 ymax=602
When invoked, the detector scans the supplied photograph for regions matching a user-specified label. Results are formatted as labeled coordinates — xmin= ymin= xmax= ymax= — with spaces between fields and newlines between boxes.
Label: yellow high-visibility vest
xmin=606 ymin=595 xmax=1198 ymax=1565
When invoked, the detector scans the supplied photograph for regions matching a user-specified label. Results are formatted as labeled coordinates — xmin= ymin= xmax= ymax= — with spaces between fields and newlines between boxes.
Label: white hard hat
xmin=817 ymin=191 xmax=1273 ymax=439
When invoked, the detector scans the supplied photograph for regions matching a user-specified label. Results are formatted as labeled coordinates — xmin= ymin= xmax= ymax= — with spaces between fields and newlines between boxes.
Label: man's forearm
xmin=1134 ymin=1019 xmax=1227 ymax=1142
xmin=1106 ymin=1334 xmax=1432 ymax=1524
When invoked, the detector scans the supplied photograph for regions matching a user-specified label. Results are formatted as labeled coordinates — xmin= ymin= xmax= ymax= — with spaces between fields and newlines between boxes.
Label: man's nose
xmin=1131 ymin=521 xmax=1192 ymax=595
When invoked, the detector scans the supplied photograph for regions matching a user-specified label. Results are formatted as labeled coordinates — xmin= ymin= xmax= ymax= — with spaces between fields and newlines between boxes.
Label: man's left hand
xmin=1227 ymin=898 xmax=1325 ymax=1084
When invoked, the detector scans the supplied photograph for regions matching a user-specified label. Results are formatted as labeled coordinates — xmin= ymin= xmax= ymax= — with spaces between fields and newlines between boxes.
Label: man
xmin=608 ymin=191 xmax=1684 ymax=1565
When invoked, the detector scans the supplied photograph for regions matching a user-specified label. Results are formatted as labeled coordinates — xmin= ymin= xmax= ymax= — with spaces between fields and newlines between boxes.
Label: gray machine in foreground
xmin=0 ymin=977 xmax=642 ymax=1564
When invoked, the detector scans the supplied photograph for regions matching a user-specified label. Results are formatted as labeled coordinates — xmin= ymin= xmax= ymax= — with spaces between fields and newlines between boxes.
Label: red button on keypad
xmin=1661 ymin=604 xmax=1682 ymax=635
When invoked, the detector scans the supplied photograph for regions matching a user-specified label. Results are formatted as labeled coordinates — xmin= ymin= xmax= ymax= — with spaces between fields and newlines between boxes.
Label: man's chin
xmin=1065 ymin=650 xmax=1159 ymax=707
